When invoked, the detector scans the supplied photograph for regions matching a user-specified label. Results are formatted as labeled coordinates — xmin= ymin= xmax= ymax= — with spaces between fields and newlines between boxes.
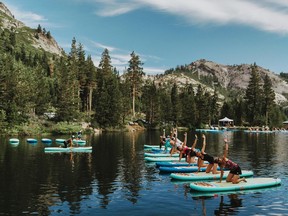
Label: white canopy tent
xmin=219 ymin=117 xmax=234 ymax=126
xmin=283 ymin=121 xmax=288 ymax=129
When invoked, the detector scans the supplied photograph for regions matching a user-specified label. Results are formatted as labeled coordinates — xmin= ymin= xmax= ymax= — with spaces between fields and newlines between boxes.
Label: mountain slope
xmin=0 ymin=2 xmax=63 ymax=55
xmin=1 ymin=2 xmax=287 ymax=104
xmin=153 ymin=59 xmax=288 ymax=104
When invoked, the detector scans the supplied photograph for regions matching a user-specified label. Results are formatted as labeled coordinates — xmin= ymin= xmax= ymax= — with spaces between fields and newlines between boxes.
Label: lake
xmin=0 ymin=130 xmax=287 ymax=215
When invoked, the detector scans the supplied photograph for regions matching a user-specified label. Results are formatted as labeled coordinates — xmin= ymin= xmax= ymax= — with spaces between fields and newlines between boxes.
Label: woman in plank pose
xmin=196 ymin=134 xmax=220 ymax=174
xmin=169 ymin=128 xmax=182 ymax=156
xmin=63 ymin=135 xmax=75 ymax=148
xmin=218 ymin=139 xmax=247 ymax=184
xmin=159 ymin=129 xmax=166 ymax=150
xmin=178 ymin=133 xmax=200 ymax=164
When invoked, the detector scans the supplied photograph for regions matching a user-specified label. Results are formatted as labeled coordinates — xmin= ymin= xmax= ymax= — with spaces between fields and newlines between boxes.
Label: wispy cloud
xmin=87 ymin=40 xmax=161 ymax=74
xmin=92 ymin=0 xmax=288 ymax=34
xmin=4 ymin=3 xmax=58 ymax=29
xmin=91 ymin=41 xmax=117 ymax=52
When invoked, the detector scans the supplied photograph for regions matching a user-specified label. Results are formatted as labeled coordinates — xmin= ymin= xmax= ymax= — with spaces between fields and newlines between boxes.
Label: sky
xmin=2 ymin=0 xmax=288 ymax=75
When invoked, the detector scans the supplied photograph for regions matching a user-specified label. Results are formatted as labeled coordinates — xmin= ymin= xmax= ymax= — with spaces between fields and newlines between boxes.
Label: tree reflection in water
xmin=192 ymin=194 xmax=242 ymax=215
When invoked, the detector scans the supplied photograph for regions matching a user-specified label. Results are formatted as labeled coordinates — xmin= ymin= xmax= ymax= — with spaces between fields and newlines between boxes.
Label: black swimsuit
xmin=201 ymin=153 xmax=215 ymax=164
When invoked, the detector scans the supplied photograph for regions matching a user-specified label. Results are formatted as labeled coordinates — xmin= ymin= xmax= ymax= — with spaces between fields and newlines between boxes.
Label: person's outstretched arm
xmin=201 ymin=134 xmax=206 ymax=154
xmin=223 ymin=138 xmax=228 ymax=158
xmin=191 ymin=134 xmax=198 ymax=149
xmin=183 ymin=132 xmax=187 ymax=147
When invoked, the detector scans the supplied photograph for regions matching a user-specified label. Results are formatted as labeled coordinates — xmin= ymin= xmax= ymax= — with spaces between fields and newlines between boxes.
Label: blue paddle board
xmin=190 ymin=177 xmax=281 ymax=192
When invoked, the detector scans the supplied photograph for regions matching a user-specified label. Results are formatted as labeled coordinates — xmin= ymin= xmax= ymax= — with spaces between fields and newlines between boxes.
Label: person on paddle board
xmin=63 ymin=135 xmax=75 ymax=148
xmin=77 ymin=130 xmax=82 ymax=139
xmin=178 ymin=133 xmax=199 ymax=165
xmin=159 ymin=129 xmax=166 ymax=150
xmin=217 ymin=139 xmax=247 ymax=184
xmin=169 ymin=128 xmax=181 ymax=156
xmin=195 ymin=134 xmax=219 ymax=174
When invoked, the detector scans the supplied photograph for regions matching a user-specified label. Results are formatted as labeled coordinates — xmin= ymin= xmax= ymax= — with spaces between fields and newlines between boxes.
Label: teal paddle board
xmin=155 ymin=160 xmax=208 ymax=167
xmin=171 ymin=170 xmax=254 ymax=181
xmin=159 ymin=165 xmax=214 ymax=173
xmin=45 ymin=146 xmax=92 ymax=153
xmin=190 ymin=177 xmax=281 ymax=192
xmin=144 ymin=152 xmax=179 ymax=157
xmin=145 ymin=157 xmax=186 ymax=162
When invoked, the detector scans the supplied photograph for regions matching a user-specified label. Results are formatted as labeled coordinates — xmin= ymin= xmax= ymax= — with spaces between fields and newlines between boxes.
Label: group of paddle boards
xmin=144 ymin=144 xmax=281 ymax=193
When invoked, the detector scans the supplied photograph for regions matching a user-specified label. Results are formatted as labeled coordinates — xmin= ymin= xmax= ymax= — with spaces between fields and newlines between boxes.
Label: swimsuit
xmin=200 ymin=153 xmax=215 ymax=164
xmin=225 ymin=159 xmax=242 ymax=175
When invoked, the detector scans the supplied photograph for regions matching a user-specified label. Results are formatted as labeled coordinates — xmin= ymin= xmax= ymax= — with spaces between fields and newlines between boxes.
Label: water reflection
xmin=92 ymin=132 xmax=147 ymax=208
xmin=214 ymin=194 xmax=242 ymax=215
xmin=0 ymin=131 xmax=287 ymax=215
xmin=191 ymin=194 xmax=242 ymax=216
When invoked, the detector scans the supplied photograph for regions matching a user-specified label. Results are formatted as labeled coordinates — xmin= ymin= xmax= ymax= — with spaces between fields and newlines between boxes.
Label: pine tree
xmin=179 ymin=84 xmax=196 ymax=128
xmin=94 ymin=49 xmax=121 ymax=127
xmin=55 ymin=56 xmax=78 ymax=121
xmin=244 ymin=63 xmax=263 ymax=125
xmin=209 ymin=89 xmax=219 ymax=125
xmin=195 ymin=84 xmax=206 ymax=127
xmin=171 ymin=83 xmax=180 ymax=126
xmin=77 ymin=43 xmax=87 ymax=112
xmin=262 ymin=74 xmax=275 ymax=126
xmin=37 ymin=24 xmax=42 ymax=33
xmin=159 ymin=89 xmax=172 ymax=124
xmin=85 ymin=55 xmax=97 ymax=115
xmin=126 ymin=51 xmax=144 ymax=118
xmin=142 ymin=80 xmax=159 ymax=125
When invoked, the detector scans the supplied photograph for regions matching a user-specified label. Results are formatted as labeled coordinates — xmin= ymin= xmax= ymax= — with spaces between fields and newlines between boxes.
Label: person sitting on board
xmin=195 ymin=134 xmax=219 ymax=173
xmin=217 ymin=139 xmax=247 ymax=184
xmin=178 ymin=133 xmax=200 ymax=165
xmin=164 ymin=134 xmax=172 ymax=152
xmin=63 ymin=135 xmax=75 ymax=148
xmin=77 ymin=130 xmax=82 ymax=140
xmin=159 ymin=129 xmax=166 ymax=150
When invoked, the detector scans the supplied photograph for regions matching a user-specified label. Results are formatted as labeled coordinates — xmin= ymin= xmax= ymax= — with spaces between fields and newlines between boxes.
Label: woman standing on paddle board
xmin=218 ymin=139 xmax=247 ymax=184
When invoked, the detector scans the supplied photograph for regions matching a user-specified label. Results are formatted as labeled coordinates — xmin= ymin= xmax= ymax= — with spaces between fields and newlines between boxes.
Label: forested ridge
xmin=0 ymin=3 xmax=288 ymax=135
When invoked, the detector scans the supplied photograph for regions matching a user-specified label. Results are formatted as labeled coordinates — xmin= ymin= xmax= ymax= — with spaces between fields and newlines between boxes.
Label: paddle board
xmin=144 ymin=144 xmax=171 ymax=151
xmin=44 ymin=146 xmax=92 ymax=153
xmin=155 ymin=160 xmax=207 ymax=167
xmin=55 ymin=138 xmax=65 ymax=144
xmin=170 ymin=170 xmax=254 ymax=181
xmin=9 ymin=138 xmax=20 ymax=145
xmin=190 ymin=185 xmax=282 ymax=197
xmin=190 ymin=177 xmax=281 ymax=192
xmin=156 ymin=161 xmax=194 ymax=167
xmin=144 ymin=152 xmax=179 ymax=157
xmin=73 ymin=139 xmax=86 ymax=145
xmin=159 ymin=165 xmax=212 ymax=173
xmin=27 ymin=138 xmax=37 ymax=144
xmin=145 ymin=157 xmax=186 ymax=162
xmin=41 ymin=138 xmax=52 ymax=144
xmin=144 ymin=144 xmax=161 ymax=149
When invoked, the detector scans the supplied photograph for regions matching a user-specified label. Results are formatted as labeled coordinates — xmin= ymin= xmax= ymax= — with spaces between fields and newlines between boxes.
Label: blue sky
xmin=3 ymin=0 xmax=288 ymax=75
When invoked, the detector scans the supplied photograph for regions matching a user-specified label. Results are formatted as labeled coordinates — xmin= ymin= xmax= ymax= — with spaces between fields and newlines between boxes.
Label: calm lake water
xmin=0 ymin=130 xmax=287 ymax=215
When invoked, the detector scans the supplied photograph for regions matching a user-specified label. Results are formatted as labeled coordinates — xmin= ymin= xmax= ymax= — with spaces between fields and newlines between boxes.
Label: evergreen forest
xmin=0 ymin=24 xmax=287 ymax=135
